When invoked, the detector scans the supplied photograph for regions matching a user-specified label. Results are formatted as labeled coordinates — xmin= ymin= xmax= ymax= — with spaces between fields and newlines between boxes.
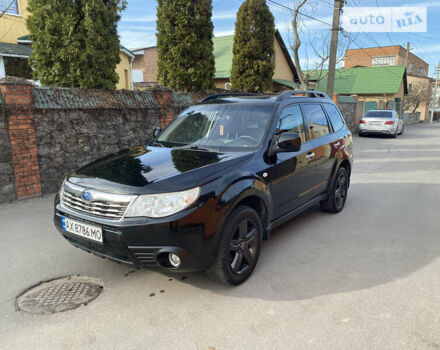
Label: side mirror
xmin=270 ymin=132 xmax=301 ymax=155
xmin=153 ymin=127 xmax=162 ymax=138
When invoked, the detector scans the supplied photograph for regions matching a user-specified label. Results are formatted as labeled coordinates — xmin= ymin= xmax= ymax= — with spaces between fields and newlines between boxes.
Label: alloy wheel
xmin=335 ymin=172 xmax=347 ymax=210
xmin=229 ymin=219 xmax=258 ymax=275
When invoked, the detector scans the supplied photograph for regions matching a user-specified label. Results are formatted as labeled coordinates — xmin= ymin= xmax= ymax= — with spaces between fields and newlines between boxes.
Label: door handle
xmin=333 ymin=142 xmax=340 ymax=148
xmin=306 ymin=152 xmax=315 ymax=160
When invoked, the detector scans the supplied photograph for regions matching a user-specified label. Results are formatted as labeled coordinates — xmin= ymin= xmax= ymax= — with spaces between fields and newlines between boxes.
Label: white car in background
xmin=359 ymin=110 xmax=405 ymax=138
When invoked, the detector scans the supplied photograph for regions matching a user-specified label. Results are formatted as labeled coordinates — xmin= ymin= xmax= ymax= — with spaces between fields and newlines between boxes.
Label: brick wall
xmin=0 ymin=79 xmax=41 ymax=200
xmin=132 ymin=47 xmax=159 ymax=83
xmin=0 ymin=78 xmax=195 ymax=203
xmin=344 ymin=46 xmax=429 ymax=77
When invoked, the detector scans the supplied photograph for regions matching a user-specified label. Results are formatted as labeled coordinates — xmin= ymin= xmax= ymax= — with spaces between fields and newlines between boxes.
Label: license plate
xmin=369 ymin=121 xmax=382 ymax=125
xmin=62 ymin=217 xmax=103 ymax=244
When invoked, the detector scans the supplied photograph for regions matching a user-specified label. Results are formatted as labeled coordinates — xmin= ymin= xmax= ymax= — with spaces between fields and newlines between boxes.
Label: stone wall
xmin=34 ymin=108 xmax=160 ymax=194
xmin=0 ymin=102 xmax=15 ymax=203
xmin=0 ymin=78 xmax=195 ymax=203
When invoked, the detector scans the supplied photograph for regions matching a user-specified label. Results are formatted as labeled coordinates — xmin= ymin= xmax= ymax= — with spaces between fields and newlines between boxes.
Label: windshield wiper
xmin=178 ymin=144 xmax=217 ymax=152
xmin=150 ymin=141 xmax=165 ymax=148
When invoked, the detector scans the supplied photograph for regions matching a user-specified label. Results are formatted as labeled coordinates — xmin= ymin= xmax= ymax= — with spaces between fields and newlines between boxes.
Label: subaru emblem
xmin=81 ymin=191 xmax=92 ymax=202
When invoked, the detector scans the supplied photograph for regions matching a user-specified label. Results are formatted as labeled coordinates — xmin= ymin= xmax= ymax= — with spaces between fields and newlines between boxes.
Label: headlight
xmin=125 ymin=187 xmax=200 ymax=218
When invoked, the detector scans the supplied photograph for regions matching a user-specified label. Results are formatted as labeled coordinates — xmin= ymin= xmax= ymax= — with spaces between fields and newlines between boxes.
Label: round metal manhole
xmin=16 ymin=275 xmax=103 ymax=315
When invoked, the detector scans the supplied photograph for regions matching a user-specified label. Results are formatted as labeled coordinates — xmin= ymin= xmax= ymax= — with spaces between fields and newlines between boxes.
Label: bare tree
xmin=403 ymin=82 xmax=432 ymax=114
xmin=289 ymin=0 xmax=354 ymax=89
xmin=291 ymin=0 xmax=308 ymax=89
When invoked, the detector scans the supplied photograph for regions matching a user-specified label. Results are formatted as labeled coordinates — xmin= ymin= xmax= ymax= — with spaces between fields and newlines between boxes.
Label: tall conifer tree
xmin=230 ymin=0 xmax=275 ymax=92
xmin=156 ymin=0 xmax=215 ymax=91
xmin=27 ymin=0 xmax=126 ymax=89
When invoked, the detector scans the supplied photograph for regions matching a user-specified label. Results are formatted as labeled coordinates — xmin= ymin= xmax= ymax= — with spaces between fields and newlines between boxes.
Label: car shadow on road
xmin=173 ymin=182 xmax=440 ymax=301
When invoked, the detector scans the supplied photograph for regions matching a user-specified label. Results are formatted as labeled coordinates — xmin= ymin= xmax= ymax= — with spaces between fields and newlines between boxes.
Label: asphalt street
xmin=1 ymin=123 xmax=440 ymax=349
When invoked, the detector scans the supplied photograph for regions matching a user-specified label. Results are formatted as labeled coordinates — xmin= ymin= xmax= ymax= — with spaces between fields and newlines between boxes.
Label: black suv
xmin=54 ymin=91 xmax=353 ymax=285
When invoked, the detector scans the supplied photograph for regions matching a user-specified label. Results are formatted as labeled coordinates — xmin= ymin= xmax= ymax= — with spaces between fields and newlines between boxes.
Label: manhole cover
xmin=16 ymin=275 xmax=103 ymax=315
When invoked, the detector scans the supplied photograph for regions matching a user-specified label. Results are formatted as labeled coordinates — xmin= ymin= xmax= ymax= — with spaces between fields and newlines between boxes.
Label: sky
xmin=118 ymin=0 xmax=440 ymax=77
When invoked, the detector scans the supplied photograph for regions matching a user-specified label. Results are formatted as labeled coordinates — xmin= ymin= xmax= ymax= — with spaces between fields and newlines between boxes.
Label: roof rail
xmin=276 ymin=90 xmax=331 ymax=101
xmin=201 ymin=92 xmax=266 ymax=102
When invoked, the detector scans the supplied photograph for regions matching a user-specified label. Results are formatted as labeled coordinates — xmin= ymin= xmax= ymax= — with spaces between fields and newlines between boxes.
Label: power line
xmin=266 ymin=0 xmax=333 ymax=27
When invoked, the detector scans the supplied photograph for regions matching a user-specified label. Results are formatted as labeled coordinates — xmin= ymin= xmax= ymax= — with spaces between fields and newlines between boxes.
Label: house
xmin=344 ymin=45 xmax=430 ymax=120
xmin=0 ymin=0 xmax=134 ymax=90
xmin=311 ymin=65 xmax=408 ymax=116
xmin=131 ymin=30 xmax=299 ymax=91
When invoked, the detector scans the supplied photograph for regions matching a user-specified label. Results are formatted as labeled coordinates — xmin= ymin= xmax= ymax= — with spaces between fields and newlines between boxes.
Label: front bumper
xmin=54 ymin=198 xmax=219 ymax=272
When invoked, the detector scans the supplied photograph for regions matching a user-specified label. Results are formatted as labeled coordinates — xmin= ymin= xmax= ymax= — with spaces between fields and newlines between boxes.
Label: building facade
xmin=131 ymin=30 xmax=299 ymax=92
xmin=344 ymin=45 xmax=430 ymax=120
xmin=0 ymin=0 xmax=133 ymax=90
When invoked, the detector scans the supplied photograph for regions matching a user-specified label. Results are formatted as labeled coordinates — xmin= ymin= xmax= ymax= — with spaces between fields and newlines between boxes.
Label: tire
xmin=320 ymin=167 xmax=349 ymax=213
xmin=399 ymin=125 xmax=404 ymax=135
xmin=206 ymin=206 xmax=262 ymax=286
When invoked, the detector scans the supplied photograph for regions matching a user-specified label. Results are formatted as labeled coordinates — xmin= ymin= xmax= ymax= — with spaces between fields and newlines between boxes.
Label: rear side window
xmin=302 ymin=104 xmax=330 ymax=139
xmin=323 ymin=104 xmax=345 ymax=132
xmin=277 ymin=104 xmax=306 ymax=142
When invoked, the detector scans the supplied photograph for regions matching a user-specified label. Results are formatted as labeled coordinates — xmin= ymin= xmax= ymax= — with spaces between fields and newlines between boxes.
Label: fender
xmin=216 ymin=176 xmax=272 ymax=235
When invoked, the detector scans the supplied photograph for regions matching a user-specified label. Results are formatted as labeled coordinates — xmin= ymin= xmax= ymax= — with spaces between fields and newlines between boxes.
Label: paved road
xmin=1 ymin=123 xmax=440 ymax=349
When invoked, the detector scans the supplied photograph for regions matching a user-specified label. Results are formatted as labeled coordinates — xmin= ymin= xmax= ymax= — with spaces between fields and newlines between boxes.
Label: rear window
xmin=323 ymin=104 xmax=345 ymax=132
xmin=365 ymin=111 xmax=393 ymax=118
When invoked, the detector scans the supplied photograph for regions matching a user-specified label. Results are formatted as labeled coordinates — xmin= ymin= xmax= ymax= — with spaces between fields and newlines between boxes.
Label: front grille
xmin=61 ymin=188 xmax=131 ymax=220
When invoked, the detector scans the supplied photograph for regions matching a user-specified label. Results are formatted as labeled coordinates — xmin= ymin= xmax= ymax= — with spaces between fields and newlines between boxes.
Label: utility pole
xmin=405 ymin=42 xmax=413 ymax=73
xmin=430 ymin=63 xmax=440 ymax=123
xmin=326 ymin=0 xmax=344 ymax=98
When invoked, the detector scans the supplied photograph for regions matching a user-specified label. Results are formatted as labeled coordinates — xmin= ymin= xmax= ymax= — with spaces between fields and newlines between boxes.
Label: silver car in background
xmin=359 ymin=110 xmax=404 ymax=138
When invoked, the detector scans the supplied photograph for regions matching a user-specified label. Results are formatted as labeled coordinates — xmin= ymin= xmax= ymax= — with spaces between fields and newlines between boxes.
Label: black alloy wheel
xmin=206 ymin=206 xmax=262 ymax=285
xmin=229 ymin=218 xmax=258 ymax=275
xmin=321 ymin=167 xmax=349 ymax=213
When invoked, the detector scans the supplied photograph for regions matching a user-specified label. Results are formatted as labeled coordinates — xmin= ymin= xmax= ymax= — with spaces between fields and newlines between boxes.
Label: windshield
xmin=156 ymin=103 xmax=274 ymax=150
xmin=365 ymin=111 xmax=393 ymax=118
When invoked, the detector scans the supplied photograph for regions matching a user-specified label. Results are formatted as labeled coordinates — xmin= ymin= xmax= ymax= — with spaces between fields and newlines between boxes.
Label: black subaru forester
xmin=54 ymin=91 xmax=353 ymax=285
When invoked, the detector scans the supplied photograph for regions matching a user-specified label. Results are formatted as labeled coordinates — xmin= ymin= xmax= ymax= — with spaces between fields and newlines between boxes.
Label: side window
xmin=302 ymin=104 xmax=330 ymax=139
xmin=277 ymin=104 xmax=306 ymax=142
xmin=323 ymin=103 xmax=345 ymax=132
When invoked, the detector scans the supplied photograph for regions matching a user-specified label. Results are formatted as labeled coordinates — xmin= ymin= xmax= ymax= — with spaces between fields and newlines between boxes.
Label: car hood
xmin=68 ymin=145 xmax=253 ymax=194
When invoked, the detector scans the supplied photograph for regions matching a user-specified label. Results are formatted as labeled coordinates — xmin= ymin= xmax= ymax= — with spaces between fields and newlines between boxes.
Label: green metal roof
xmin=213 ymin=35 xmax=234 ymax=79
xmin=0 ymin=42 xmax=32 ymax=57
xmin=314 ymin=66 xmax=406 ymax=95
xmin=213 ymin=34 xmax=297 ymax=85
xmin=273 ymin=79 xmax=295 ymax=88
xmin=338 ymin=95 xmax=357 ymax=104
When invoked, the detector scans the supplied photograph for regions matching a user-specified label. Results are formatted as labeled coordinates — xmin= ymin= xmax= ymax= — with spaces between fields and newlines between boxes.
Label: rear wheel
xmin=206 ymin=206 xmax=262 ymax=286
xmin=321 ymin=167 xmax=349 ymax=213
xmin=399 ymin=125 xmax=404 ymax=135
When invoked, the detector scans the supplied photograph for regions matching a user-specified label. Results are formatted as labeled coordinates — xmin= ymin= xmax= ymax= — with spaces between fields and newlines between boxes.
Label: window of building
xmin=302 ymin=104 xmax=330 ymax=139
xmin=409 ymin=63 xmax=414 ymax=72
xmin=372 ymin=56 xmax=396 ymax=66
xmin=0 ymin=0 xmax=18 ymax=15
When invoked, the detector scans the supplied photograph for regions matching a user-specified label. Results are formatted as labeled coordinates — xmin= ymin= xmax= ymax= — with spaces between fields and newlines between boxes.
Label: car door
xmin=265 ymin=104 xmax=317 ymax=219
xmin=301 ymin=103 xmax=337 ymax=197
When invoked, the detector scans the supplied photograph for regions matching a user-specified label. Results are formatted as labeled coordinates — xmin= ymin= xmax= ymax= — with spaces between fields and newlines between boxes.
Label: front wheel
xmin=321 ymin=167 xmax=349 ymax=213
xmin=206 ymin=206 xmax=262 ymax=286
